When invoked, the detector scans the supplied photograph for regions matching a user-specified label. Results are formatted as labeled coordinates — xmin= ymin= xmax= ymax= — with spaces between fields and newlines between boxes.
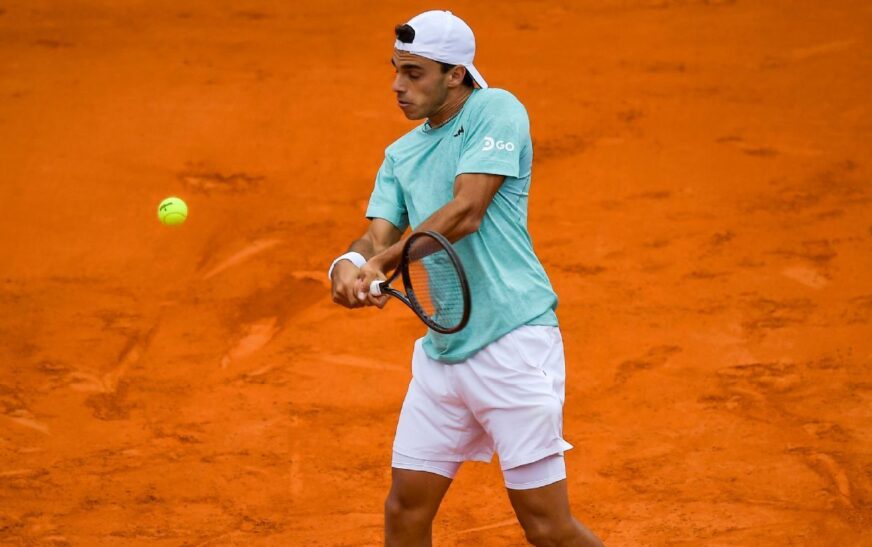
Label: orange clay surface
xmin=1 ymin=1 xmax=871 ymax=545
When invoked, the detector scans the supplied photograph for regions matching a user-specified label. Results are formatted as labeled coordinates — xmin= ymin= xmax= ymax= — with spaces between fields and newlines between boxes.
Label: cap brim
xmin=465 ymin=64 xmax=488 ymax=89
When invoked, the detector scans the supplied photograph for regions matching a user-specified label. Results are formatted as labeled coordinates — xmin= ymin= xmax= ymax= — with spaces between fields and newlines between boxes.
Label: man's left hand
xmin=355 ymin=261 xmax=390 ymax=308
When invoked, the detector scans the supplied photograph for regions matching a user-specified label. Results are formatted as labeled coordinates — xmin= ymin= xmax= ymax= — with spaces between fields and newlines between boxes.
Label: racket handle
xmin=370 ymin=279 xmax=383 ymax=297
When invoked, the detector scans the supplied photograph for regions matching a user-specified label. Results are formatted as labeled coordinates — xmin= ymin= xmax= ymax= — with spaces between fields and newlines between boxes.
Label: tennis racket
xmin=370 ymin=231 xmax=471 ymax=334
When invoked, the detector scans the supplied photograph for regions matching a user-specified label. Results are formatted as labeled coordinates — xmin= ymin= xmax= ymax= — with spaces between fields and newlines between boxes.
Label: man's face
xmin=391 ymin=50 xmax=451 ymax=120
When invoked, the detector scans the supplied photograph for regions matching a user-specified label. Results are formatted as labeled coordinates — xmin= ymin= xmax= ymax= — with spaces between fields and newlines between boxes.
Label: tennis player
xmin=329 ymin=10 xmax=604 ymax=547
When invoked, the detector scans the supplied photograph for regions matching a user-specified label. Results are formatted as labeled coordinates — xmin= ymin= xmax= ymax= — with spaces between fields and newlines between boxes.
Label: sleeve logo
xmin=482 ymin=136 xmax=515 ymax=152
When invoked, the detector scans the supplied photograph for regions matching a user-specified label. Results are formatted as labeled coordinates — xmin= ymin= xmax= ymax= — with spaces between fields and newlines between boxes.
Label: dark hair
xmin=395 ymin=24 xmax=415 ymax=43
xmin=439 ymin=62 xmax=475 ymax=88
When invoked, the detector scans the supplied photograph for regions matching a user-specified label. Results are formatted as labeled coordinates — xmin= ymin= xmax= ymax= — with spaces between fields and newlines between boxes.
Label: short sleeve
xmin=456 ymin=94 xmax=528 ymax=178
xmin=365 ymin=153 xmax=409 ymax=231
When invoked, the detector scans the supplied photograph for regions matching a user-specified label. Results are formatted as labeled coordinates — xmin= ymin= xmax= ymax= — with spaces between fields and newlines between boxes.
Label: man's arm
xmin=355 ymin=172 xmax=504 ymax=299
xmin=331 ymin=218 xmax=403 ymax=308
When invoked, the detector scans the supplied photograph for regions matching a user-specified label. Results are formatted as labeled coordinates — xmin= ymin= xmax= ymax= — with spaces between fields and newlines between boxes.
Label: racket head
xmin=400 ymin=231 xmax=471 ymax=334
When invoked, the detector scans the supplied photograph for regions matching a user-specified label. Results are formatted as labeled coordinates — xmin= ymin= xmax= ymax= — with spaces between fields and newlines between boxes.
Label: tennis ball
xmin=158 ymin=196 xmax=188 ymax=226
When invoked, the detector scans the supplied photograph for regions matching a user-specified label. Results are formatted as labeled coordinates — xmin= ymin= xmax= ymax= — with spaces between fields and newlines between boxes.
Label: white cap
xmin=394 ymin=10 xmax=488 ymax=89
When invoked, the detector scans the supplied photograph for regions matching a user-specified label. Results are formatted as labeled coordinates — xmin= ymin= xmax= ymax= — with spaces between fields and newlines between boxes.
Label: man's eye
xmin=409 ymin=73 xmax=421 ymax=80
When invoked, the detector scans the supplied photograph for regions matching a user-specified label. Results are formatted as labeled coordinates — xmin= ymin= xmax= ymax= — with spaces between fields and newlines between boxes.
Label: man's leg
xmin=387 ymin=338 xmax=487 ymax=545
xmin=507 ymin=477 xmax=603 ymax=547
xmin=385 ymin=467 xmax=453 ymax=546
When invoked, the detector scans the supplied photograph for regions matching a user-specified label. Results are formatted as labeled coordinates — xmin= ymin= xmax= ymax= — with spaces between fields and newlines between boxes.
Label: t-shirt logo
xmin=482 ymin=136 xmax=516 ymax=152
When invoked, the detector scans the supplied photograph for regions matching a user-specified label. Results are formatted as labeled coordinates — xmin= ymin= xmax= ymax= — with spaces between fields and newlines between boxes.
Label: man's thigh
xmin=393 ymin=339 xmax=493 ymax=463
xmin=507 ymin=478 xmax=573 ymax=524
xmin=386 ymin=467 xmax=454 ymax=519
xmin=455 ymin=325 xmax=573 ymax=470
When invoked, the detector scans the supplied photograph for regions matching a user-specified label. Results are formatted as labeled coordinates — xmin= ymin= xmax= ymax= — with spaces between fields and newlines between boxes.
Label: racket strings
xmin=405 ymin=238 xmax=465 ymax=330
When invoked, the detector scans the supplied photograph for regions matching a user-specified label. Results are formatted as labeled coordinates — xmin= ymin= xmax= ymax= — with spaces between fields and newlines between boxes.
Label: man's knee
xmin=521 ymin=516 xmax=604 ymax=547
xmin=521 ymin=518 xmax=567 ymax=547
xmin=384 ymin=491 xmax=434 ymax=530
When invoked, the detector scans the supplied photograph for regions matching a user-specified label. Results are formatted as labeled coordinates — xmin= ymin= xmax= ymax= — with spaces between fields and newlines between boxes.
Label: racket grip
xmin=370 ymin=280 xmax=383 ymax=297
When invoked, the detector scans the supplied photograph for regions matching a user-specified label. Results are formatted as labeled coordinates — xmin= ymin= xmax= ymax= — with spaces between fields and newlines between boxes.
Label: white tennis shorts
xmin=393 ymin=325 xmax=573 ymax=471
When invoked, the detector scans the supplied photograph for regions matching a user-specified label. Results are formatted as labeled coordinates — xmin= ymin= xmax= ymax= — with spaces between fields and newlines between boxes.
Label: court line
xmin=450 ymin=518 xmax=518 ymax=536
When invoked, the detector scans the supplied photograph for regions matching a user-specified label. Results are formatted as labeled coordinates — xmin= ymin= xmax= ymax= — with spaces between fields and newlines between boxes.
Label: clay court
xmin=1 ymin=0 xmax=870 ymax=544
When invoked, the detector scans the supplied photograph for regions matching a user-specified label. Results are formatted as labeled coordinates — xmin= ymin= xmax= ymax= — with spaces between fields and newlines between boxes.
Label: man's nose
xmin=391 ymin=74 xmax=404 ymax=94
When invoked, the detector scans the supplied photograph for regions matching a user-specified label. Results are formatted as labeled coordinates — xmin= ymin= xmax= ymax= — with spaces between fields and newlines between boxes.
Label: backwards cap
xmin=394 ymin=10 xmax=488 ymax=89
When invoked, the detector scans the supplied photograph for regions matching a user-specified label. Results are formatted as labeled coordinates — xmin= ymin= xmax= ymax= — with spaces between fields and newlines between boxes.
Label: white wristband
xmin=328 ymin=251 xmax=367 ymax=280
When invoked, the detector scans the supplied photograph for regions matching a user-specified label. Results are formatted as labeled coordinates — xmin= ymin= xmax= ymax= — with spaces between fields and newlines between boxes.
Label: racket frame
xmin=373 ymin=231 xmax=471 ymax=334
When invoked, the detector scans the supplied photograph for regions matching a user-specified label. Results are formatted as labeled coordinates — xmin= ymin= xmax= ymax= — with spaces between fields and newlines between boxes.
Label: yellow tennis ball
xmin=158 ymin=196 xmax=188 ymax=225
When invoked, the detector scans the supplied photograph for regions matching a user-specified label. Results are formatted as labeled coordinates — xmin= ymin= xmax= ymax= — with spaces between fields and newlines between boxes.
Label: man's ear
xmin=448 ymin=65 xmax=467 ymax=88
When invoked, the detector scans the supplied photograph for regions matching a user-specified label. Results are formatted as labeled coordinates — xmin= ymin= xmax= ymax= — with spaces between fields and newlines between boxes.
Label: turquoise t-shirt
xmin=366 ymin=88 xmax=558 ymax=363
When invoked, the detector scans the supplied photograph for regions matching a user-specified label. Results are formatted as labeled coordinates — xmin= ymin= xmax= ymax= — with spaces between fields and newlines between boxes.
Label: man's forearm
xmin=370 ymin=198 xmax=477 ymax=273
xmin=347 ymin=235 xmax=402 ymax=262
xmin=347 ymin=238 xmax=377 ymax=260
xmin=413 ymin=197 xmax=480 ymax=244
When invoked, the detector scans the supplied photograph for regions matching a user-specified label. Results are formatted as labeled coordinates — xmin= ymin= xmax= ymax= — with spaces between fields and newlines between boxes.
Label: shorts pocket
xmin=505 ymin=326 xmax=559 ymax=372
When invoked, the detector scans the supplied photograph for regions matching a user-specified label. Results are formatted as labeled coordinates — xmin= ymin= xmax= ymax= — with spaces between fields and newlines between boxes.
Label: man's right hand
xmin=330 ymin=260 xmax=365 ymax=308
